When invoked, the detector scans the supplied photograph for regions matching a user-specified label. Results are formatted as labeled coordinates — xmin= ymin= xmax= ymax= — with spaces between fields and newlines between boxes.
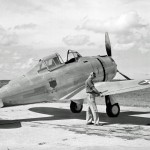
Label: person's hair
xmin=90 ymin=72 xmax=96 ymax=77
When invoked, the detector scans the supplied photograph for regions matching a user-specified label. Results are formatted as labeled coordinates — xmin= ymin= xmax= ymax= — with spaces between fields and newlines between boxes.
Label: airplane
xmin=0 ymin=32 xmax=150 ymax=118
xmin=0 ymin=80 xmax=10 ymax=88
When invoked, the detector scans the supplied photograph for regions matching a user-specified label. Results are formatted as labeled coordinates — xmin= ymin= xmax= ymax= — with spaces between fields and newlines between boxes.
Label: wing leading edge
xmin=97 ymin=79 xmax=150 ymax=96
xmin=61 ymin=79 xmax=150 ymax=100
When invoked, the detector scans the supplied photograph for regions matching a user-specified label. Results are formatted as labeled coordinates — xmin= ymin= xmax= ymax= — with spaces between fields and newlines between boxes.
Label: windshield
xmin=66 ymin=50 xmax=82 ymax=64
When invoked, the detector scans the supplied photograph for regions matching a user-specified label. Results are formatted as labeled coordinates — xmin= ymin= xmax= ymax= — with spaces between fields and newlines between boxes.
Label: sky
xmin=0 ymin=0 xmax=150 ymax=79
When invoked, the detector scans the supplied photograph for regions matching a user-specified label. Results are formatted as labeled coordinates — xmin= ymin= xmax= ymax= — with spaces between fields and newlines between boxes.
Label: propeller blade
xmin=105 ymin=33 xmax=131 ymax=80
xmin=105 ymin=32 xmax=112 ymax=56
xmin=117 ymin=70 xmax=131 ymax=80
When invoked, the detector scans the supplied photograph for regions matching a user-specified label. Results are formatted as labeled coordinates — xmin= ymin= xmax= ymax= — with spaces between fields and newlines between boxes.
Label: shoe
xmin=94 ymin=123 xmax=103 ymax=126
xmin=86 ymin=122 xmax=94 ymax=125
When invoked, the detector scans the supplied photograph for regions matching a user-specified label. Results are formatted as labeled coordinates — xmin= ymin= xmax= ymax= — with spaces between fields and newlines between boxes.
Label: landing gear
xmin=70 ymin=101 xmax=83 ymax=113
xmin=105 ymin=95 xmax=120 ymax=117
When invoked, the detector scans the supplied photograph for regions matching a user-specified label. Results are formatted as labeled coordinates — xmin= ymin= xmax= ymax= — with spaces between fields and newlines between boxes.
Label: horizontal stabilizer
xmin=0 ymin=80 xmax=10 ymax=88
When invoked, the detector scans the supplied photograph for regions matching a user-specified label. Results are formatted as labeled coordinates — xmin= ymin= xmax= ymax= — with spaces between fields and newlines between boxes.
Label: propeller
xmin=105 ymin=32 xmax=131 ymax=80
xmin=105 ymin=32 xmax=112 ymax=57
xmin=117 ymin=70 xmax=131 ymax=80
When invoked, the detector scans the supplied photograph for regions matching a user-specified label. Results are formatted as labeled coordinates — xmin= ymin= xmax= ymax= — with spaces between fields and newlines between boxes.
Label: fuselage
xmin=0 ymin=53 xmax=117 ymax=106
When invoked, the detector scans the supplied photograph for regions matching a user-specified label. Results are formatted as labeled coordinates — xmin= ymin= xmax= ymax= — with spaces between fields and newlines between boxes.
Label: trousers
xmin=86 ymin=93 xmax=99 ymax=125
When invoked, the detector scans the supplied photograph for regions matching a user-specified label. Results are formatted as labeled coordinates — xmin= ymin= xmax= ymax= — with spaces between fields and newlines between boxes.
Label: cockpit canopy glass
xmin=27 ymin=50 xmax=82 ymax=75
xmin=38 ymin=53 xmax=64 ymax=73
xmin=66 ymin=50 xmax=82 ymax=64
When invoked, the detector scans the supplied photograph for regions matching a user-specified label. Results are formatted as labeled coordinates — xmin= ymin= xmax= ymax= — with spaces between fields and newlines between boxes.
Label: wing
xmin=61 ymin=79 xmax=150 ymax=100
xmin=60 ymin=85 xmax=85 ymax=104
xmin=96 ymin=79 xmax=150 ymax=96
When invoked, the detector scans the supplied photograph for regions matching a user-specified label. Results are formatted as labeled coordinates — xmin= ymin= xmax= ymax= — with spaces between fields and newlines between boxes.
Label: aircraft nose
xmin=111 ymin=57 xmax=117 ymax=70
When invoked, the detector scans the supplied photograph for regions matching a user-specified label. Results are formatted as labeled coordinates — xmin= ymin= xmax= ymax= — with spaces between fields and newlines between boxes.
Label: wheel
xmin=106 ymin=103 xmax=120 ymax=117
xmin=70 ymin=101 xmax=83 ymax=113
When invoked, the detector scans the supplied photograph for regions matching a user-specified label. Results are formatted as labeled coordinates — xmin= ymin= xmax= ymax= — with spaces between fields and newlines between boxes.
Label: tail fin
xmin=0 ymin=99 xmax=3 ymax=107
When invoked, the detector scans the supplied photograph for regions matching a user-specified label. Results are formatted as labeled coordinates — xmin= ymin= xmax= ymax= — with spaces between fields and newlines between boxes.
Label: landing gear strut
xmin=105 ymin=95 xmax=120 ymax=117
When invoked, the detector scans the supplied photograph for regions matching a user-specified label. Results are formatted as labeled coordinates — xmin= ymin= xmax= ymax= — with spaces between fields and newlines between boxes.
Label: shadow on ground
xmin=0 ymin=107 xmax=150 ymax=129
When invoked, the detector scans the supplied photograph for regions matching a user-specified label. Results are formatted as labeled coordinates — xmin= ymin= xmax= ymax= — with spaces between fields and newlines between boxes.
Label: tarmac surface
xmin=0 ymin=102 xmax=150 ymax=150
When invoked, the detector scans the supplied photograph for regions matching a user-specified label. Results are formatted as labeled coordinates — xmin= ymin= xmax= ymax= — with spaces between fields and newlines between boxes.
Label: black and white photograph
xmin=0 ymin=0 xmax=150 ymax=149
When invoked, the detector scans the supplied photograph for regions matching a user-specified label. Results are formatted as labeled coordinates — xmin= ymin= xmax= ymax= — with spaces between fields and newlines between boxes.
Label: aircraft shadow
xmin=29 ymin=107 xmax=150 ymax=126
xmin=0 ymin=107 xmax=150 ymax=129
xmin=0 ymin=120 xmax=21 ymax=129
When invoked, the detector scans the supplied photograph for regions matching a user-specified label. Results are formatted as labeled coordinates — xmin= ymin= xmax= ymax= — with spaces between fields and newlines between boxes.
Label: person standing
xmin=85 ymin=72 xmax=102 ymax=126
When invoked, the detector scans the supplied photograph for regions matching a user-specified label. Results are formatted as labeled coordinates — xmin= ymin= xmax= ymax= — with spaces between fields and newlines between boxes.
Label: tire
xmin=106 ymin=103 xmax=120 ymax=117
xmin=70 ymin=101 xmax=83 ymax=113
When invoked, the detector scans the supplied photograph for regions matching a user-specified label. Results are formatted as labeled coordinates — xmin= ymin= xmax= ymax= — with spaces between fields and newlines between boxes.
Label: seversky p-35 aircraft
xmin=0 ymin=33 xmax=150 ymax=117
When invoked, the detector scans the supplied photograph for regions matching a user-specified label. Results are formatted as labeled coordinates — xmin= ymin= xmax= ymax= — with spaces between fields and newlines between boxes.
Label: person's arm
xmin=92 ymin=86 xmax=100 ymax=95
xmin=89 ymin=80 xmax=100 ymax=95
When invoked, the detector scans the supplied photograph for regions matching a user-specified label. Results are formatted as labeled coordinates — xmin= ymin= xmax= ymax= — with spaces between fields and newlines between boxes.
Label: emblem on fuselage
xmin=49 ymin=80 xmax=57 ymax=88
xmin=49 ymin=78 xmax=57 ymax=93
xmin=138 ymin=79 xmax=150 ymax=85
